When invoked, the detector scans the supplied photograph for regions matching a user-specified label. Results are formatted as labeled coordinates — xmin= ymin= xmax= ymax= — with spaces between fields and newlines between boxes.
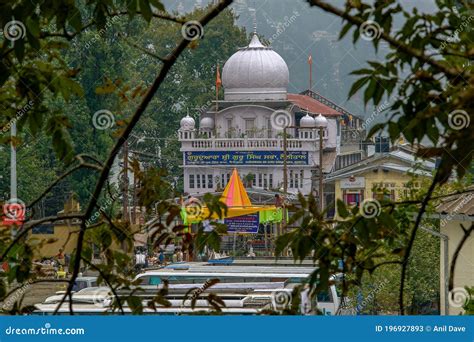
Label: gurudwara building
xmin=178 ymin=33 xmax=365 ymax=205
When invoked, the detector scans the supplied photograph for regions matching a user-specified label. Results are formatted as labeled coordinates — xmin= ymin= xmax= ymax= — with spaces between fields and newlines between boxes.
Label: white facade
xmin=178 ymin=34 xmax=355 ymax=196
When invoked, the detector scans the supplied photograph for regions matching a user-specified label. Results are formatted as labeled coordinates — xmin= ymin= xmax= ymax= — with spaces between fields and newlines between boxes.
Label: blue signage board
xmin=0 ymin=316 xmax=472 ymax=342
xmin=225 ymin=213 xmax=259 ymax=233
xmin=184 ymin=151 xmax=308 ymax=165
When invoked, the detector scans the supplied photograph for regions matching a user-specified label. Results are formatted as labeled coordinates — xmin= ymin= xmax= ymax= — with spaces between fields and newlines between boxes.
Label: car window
xmin=149 ymin=276 xmax=161 ymax=285
xmin=317 ymin=290 xmax=332 ymax=303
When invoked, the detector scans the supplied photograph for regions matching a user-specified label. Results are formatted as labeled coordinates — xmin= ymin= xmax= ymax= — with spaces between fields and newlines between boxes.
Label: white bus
xmin=134 ymin=266 xmax=341 ymax=315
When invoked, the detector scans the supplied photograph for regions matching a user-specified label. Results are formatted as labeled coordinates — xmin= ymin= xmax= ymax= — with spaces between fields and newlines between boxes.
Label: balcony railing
xmin=183 ymin=138 xmax=325 ymax=151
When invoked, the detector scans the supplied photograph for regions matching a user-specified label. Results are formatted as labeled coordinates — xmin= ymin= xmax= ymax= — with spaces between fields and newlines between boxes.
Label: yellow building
xmin=27 ymin=196 xmax=141 ymax=260
xmin=324 ymin=146 xmax=435 ymax=217
xmin=28 ymin=195 xmax=82 ymax=258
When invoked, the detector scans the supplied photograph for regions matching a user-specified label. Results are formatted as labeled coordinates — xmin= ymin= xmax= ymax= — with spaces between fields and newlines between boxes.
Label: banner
xmin=225 ymin=213 xmax=259 ymax=233
xmin=184 ymin=151 xmax=308 ymax=165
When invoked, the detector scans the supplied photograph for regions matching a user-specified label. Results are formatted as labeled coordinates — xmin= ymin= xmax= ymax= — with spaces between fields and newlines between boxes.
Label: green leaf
xmin=58 ymin=76 xmax=84 ymax=101
xmin=149 ymin=0 xmax=165 ymax=12
xmin=127 ymin=296 xmax=143 ymax=314
xmin=336 ymin=199 xmax=350 ymax=218
xmin=68 ymin=7 xmax=83 ymax=33
xmin=373 ymin=84 xmax=384 ymax=106
xmin=366 ymin=123 xmax=385 ymax=138
xmin=14 ymin=40 xmax=25 ymax=62
xmin=364 ymin=78 xmax=377 ymax=105
xmin=0 ymin=279 xmax=6 ymax=300
xmin=127 ymin=0 xmax=139 ymax=19
xmin=348 ymin=76 xmax=370 ymax=99
xmin=388 ymin=121 xmax=400 ymax=140
xmin=139 ymin=0 xmax=153 ymax=22
xmin=339 ymin=22 xmax=352 ymax=40
xmin=350 ymin=68 xmax=373 ymax=75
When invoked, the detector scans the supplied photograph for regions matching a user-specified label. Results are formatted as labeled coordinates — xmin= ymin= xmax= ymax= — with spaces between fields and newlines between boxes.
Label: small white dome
xmin=300 ymin=114 xmax=316 ymax=128
xmin=314 ymin=113 xmax=328 ymax=128
xmin=222 ymin=34 xmax=289 ymax=101
xmin=200 ymin=117 xmax=214 ymax=130
xmin=180 ymin=114 xmax=195 ymax=130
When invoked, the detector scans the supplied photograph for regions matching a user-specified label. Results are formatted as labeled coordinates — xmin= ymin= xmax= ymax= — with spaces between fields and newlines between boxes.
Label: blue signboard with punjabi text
xmin=185 ymin=151 xmax=308 ymax=165
xmin=225 ymin=213 xmax=259 ymax=234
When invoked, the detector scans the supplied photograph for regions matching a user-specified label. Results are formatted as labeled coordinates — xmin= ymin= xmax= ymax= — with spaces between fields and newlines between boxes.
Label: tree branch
xmin=306 ymin=0 xmax=460 ymax=78
xmin=399 ymin=174 xmax=439 ymax=314
xmin=119 ymin=33 xmax=167 ymax=63
xmin=54 ymin=0 xmax=234 ymax=315
xmin=39 ymin=10 xmax=185 ymax=40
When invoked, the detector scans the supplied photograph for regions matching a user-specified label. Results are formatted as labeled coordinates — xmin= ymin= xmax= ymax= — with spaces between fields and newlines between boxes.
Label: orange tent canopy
xmin=220 ymin=168 xmax=252 ymax=207
xmin=182 ymin=168 xmax=278 ymax=223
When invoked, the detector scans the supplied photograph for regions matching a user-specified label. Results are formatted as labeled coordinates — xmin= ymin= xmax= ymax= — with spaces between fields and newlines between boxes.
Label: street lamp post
xmin=10 ymin=122 xmax=18 ymax=239
xmin=282 ymin=125 xmax=298 ymax=237
xmin=314 ymin=114 xmax=328 ymax=212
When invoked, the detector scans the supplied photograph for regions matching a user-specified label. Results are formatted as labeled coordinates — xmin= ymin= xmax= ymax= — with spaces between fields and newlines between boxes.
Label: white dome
xmin=314 ymin=113 xmax=328 ymax=128
xmin=200 ymin=117 xmax=214 ymax=130
xmin=300 ymin=114 xmax=316 ymax=128
xmin=222 ymin=34 xmax=289 ymax=101
xmin=180 ymin=114 xmax=195 ymax=130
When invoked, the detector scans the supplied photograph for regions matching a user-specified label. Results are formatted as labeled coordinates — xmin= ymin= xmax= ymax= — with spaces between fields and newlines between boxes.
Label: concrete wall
xmin=440 ymin=219 xmax=474 ymax=315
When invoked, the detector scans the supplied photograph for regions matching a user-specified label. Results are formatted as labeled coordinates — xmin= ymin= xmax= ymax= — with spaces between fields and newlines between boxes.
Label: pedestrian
xmin=56 ymin=248 xmax=65 ymax=267
xmin=64 ymin=253 xmax=70 ymax=273
xmin=135 ymin=250 xmax=146 ymax=271
xmin=159 ymin=250 xmax=165 ymax=265
xmin=275 ymin=194 xmax=284 ymax=207
xmin=177 ymin=248 xmax=183 ymax=262
xmin=301 ymin=284 xmax=310 ymax=315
